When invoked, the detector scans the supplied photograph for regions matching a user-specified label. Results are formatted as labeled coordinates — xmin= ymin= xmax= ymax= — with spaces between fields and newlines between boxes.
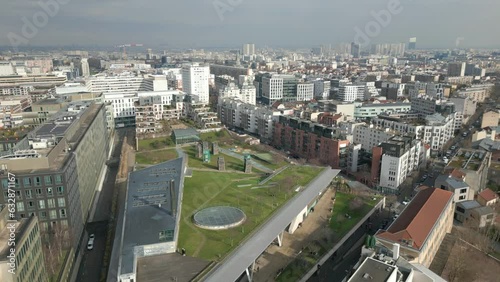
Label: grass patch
xmin=329 ymin=192 xmax=378 ymax=236
xmin=177 ymin=166 xmax=323 ymax=261
xmin=135 ymin=149 xmax=178 ymax=165
xmin=200 ymin=130 xmax=231 ymax=143
xmin=137 ymin=137 xmax=175 ymax=151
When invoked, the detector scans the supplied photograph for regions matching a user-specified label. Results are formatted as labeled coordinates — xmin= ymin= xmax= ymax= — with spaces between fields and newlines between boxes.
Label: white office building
xmin=86 ymin=74 xmax=145 ymax=94
xmin=296 ymin=82 xmax=314 ymax=101
xmin=81 ymin=58 xmax=90 ymax=77
xmin=102 ymin=92 xmax=138 ymax=128
xmin=337 ymin=85 xmax=366 ymax=102
xmin=354 ymin=102 xmax=411 ymax=118
xmin=242 ymin=44 xmax=256 ymax=56
xmin=182 ymin=63 xmax=210 ymax=103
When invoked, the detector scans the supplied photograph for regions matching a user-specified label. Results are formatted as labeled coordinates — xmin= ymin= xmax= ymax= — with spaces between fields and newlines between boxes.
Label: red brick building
xmin=273 ymin=116 xmax=349 ymax=169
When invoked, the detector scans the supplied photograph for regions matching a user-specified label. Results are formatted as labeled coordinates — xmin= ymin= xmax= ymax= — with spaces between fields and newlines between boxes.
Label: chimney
xmin=392 ymin=243 xmax=400 ymax=260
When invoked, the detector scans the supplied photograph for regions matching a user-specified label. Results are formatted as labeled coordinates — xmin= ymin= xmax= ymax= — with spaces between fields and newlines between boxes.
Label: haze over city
xmin=1 ymin=0 xmax=500 ymax=48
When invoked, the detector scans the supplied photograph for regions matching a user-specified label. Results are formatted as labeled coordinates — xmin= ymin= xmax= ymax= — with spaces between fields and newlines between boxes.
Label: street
xmin=76 ymin=129 xmax=127 ymax=282
xmin=307 ymin=209 xmax=392 ymax=282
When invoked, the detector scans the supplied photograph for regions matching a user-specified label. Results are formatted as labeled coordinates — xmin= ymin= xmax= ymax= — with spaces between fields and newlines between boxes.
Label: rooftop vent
xmin=363 ymin=273 xmax=373 ymax=279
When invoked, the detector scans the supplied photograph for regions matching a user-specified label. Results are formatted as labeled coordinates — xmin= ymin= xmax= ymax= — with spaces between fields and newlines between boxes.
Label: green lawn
xmin=329 ymin=192 xmax=378 ymax=237
xmin=137 ymin=137 xmax=175 ymax=151
xmin=177 ymin=166 xmax=323 ymax=261
xmin=199 ymin=130 xmax=232 ymax=143
xmin=135 ymin=149 xmax=178 ymax=165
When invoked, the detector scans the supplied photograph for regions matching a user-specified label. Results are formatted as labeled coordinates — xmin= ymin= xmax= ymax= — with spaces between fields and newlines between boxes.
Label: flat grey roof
xmin=204 ymin=168 xmax=340 ymax=282
xmin=457 ymin=200 xmax=481 ymax=210
xmin=349 ymin=257 xmax=397 ymax=282
xmin=120 ymin=158 xmax=185 ymax=276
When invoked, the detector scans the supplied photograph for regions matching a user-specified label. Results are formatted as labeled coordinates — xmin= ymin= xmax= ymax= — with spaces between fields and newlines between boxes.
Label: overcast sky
xmin=0 ymin=0 xmax=498 ymax=49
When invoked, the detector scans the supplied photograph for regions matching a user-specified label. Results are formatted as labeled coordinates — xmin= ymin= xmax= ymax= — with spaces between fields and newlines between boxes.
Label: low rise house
xmin=477 ymin=188 xmax=499 ymax=207
xmin=455 ymin=200 xmax=496 ymax=228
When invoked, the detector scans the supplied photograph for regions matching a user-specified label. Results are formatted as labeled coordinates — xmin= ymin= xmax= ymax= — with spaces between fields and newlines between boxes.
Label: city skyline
xmin=0 ymin=0 xmax=499 ymax=49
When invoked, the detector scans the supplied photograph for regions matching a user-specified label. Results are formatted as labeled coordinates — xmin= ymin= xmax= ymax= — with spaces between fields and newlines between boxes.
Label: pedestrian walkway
xmin=259 ymin=166 xmax=289 ymax=185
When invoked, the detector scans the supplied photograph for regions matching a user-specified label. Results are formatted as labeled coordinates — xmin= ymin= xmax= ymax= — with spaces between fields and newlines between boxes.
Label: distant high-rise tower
xmin=146 ymin=48 xmax=153 ymax=60
xmin=409 ymin=37 xmax=417 ymax=50
xmin=182 ymin=63 xmax=210 ymax=103
xmin=242 ymin=43 xmax=255 ymax=56
xmin=447 ymin=62 xmax=466 ymax=77
xmin=81 ymin=58 xmax=90 ymax=77
xmin=351 ymin=42 xmax=360 ymax=58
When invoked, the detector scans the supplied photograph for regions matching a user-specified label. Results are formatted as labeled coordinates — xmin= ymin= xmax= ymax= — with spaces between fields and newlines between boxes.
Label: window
xmin=47 ymin=199 xmax=55 ymax=209
xmin=36 ymin=188 xmax=43 ymax=198
xmin=441 ymin=185 xmax=446 ymax=189
xmin=1 ymin=179 xmax=7 ymax=189
xmin=55 ymin=175 xmax=62 ymax=184
xmin=57 ymin=198 xmax=66 ymax=207
xmin=25 ymin=190 xmax=32 ymax=199
xmin=59 ymin=209 xmax=66 ymax=218
xmin=57 ymin=186 xmax=64 ymax=195
xmin=459 ymin=195 xmax=466 ymax=201
xmin=49 ymin=210 xmax=57 ymax=219
xmin=46 ymin=187 xmax=53 ymax=196
xmin=34 ymin=177 xmax=41 ymax=186
xmin=23 ymin=177 xmax=32 ymax=187
xmin=39 ymin=211 xmax=47 ymax=219
xmin=44 ymin=176 xmax=53 ymax=185
xmin=27 ymin=201 xmax=34 ymax=210
xmin=460 ymin=188 xmax=467 ymax=194
xmin=15 ymin=191 xmax=21 ymax=200
xmin=17 ymin=202 xmax=25 ymax=212
xmin=38 ymin=200 xmax=45 ymax=209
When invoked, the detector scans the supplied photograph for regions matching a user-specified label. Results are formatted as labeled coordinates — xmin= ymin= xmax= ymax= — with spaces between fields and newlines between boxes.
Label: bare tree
xmin=446 ymin=241 xmax=468 ymax=282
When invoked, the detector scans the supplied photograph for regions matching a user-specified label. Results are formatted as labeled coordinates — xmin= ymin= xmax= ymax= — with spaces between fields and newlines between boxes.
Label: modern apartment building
xmin=372 ymin=136 xmax=424 ymax=191
xmin=273 ymin=116 xmax=349 ymax=169
xmin=337 ymin=85 xmax=365 ymax=102
xmin=242 ymin=43 xmax=256 ymax=56
xmin=0 ymin=101 xmax=109 ymax=252
xmin=103 ymin=92 xmax=137 ymax=128
xmin=182 ymin=63 xmax=210 ymax=104
xmin=0 ymin=208 xmax=47 ymax=282
xmin=134 ymin=91 xmax=186 ymax=135
xmin=373 ymin=113 xmax=455 ymax=153
xmin=240 ymin=81 xmax=256 ymax=105
xmin=375 ymin=188 xmax=454 ymax=268
xmin=354 ymin=102 xmax=411 ymax=118
xmin=218 ymin=97 xmax=282 ymax=140
xmin=353 ymin=124 xmax=395 ymax=151
xmin=261 ymin=74 xmax=298 ymax=105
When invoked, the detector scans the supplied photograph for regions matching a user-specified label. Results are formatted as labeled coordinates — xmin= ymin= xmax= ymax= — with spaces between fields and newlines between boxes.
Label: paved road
xmin=307 ymin=209 xmax=392 ymax=282
xmin=219 ymin=148 xmax=273 ymax=173
xmin=76 ymin=129 xmax=127 ymax=282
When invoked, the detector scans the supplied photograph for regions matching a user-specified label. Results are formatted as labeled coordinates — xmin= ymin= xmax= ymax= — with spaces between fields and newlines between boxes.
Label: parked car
xmin=87 ymin=235 xmax=95 ymax=250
